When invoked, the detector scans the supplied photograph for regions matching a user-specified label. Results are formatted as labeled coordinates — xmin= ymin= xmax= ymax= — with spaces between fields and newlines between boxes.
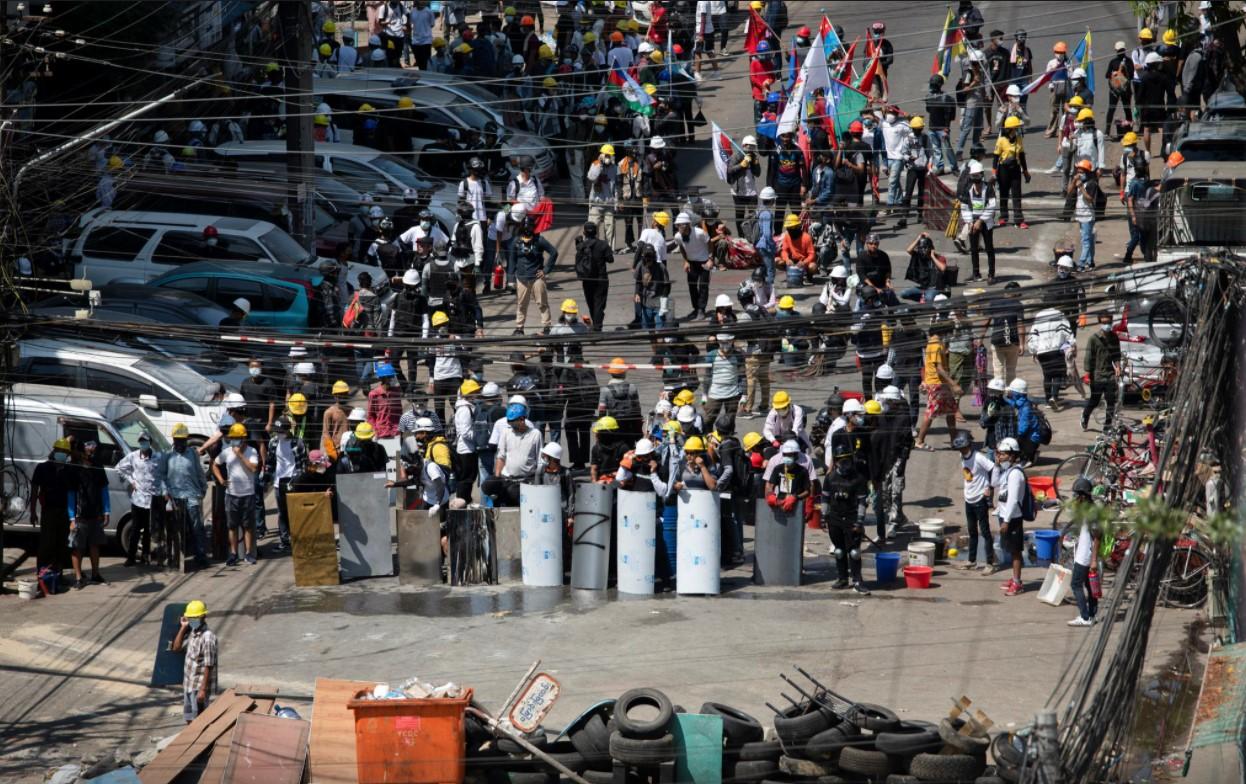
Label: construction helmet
xmin=314 ymin=114 xmax=330 ymax=127
xmin=778 ymin=295 xmax=796 ymax=309
xmin=1167 ymin=151 xmax=1185 ymax=168
xmin=322 ymin=20 xmax=336 ymax=33
xmin=583 ymin=31 xmax=597 ymax=44
xmin=1076 ymin=159 xmax=1094 ymax=172
xmin=184 ymin=600 xmax=207 ymax=618
xmin=673 ymin=389 xmax=694 ymax=406
xmin=397 ymin=96 xmax=415 ymax=109
xmin=682 ymin=436 xmax=706 ymax=452
xmin=864 ymin=400 xmax=883 ymax=415
xmin=460 ymin=379 xmax=482 ymax=397
xmin=359 ymin=103 xmax=375 ymax=112
xmin=1052 ymin=41 xmax=1068 ymax=53
xmin=1008 ymin=378 xmax=1029 ymax=395
xmin=1138 ymin=28 xmax=1154 ymax=41
xmin=1068 ymin=95 xmax=1084 ymax=108
xmin=608 ymin=357 xmax=628 ymax=376
xmin=742 ymin=432 xmax=764 ymax=451
xmin=600 ymin=143 xmax=616 ymax=157
xmin=1076 ymin=108 xmax=1095 ymax=122
xmin=594 ymin=416 xmax=620 ymax=432
xmin=996 ymin=437 xmax=1021 ymax=453
xmin=783 ymin=214 xmax=802 ymax=229
xmin=228 ymin=423 xmax=248 ymax=438
xmin=909 ymin=116 xmax=925 ymax=130
xmin=355 ymin=422 xmax=375 ymax=440
xmin=542 ymin=76 xmax=558 ymax=88
xmin=539 ymin=44 xmax=555 ymax=60
xmin=561 ymin=298 xmax=579 ymax=314
xmin=1162 ymin=29 xmax=1178 ymax=45
xmin=332 ymin=380 xmax=350 ymax=395
xmin=1004 ymin=116 xmax=1023 ymax=129
xmin=772 ymin=391 xmax=791 ymax=410
xmin=431 ymin=310 xmax=450 ymax=327
xmin=319 ymin=43 xmax=332 ymax=56
xmin=1121 ymin=131 xmax=1139 ymax=147
xmin=287 ymin=393 xmax=308 ymax=415
xmin=171 ymin=423 xmax=190 ymax=439
xmin=652 ymin=211 xmax=671 ymax=227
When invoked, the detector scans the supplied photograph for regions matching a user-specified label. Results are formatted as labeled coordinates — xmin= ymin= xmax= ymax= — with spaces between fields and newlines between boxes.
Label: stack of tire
xmin=607 ymin=688 xmax=679 ymax=776
xmin=699 ymin=702 xmax=776 ymax=782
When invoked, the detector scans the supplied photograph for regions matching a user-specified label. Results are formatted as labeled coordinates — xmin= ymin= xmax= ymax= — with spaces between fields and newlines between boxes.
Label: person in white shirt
xmin=992 ymin=437 xmax=1027 ymax=595
xmin=762 ymin=391 xmax=807 ymax=444
xmin=451 ymin=380 xmax=480 ymax=504
xmin=211 ymin=423 xmax=260 ymax=566
xmin=337 ymin=34 xmax=359 ymax=72
xmin=1067 ymin=476 xmax=1101 ymax=627
xmin=116 ymin=432 xmax=162 ymax=567
xmin=638 ymin=211 xmax=670 ymax=265
xmin=506 ymin=159 xmax=545 ymax=211
xmin=482 ymin=403 xmax=543 ymax=507
xmin=693 ymin=1 xmax=717 ymax=78
xmin=954 ymin=431 xmax=997 ymax=573
xmin=1025 ymin=307 xmax=1073 ymax=409
xmin=673 ymin=211 xmax=713 ymax=320
xmin=458 ymin=159 xmax=494 ymax=222
xmin=606 ymin=33 xmax=634 ymax=72
xmin=399 ymin=216 xmax=450 ymax=253
xmin=880 ymin=112 xmax=912 ymax=208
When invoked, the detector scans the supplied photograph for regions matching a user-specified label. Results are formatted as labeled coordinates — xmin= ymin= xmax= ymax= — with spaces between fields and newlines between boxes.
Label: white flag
xmin=778 ymin=35 xmax=831 ymax=135
xmin=711 ymin=121 xmax=733 ymax=182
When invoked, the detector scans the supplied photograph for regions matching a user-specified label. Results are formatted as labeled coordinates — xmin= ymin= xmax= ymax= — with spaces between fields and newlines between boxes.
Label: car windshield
xmin=134 ymin=357 xmax=220 ymax=405
xmin=113 ymin=408 xmax=171 ymax=451
xmin=370 ymin=156 xmax=433 ymax=190
xmin=259 ymin=227 xmax=312 ymax=265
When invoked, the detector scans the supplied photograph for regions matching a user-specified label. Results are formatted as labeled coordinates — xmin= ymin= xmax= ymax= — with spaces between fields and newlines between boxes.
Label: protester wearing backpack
xmin=598 ymin=358 xmax=644 ymax=445
xmin=992 ymin=437 xmax=1033 ymax=596
xmin=1006 ymin=378 xmax=1046 ymax=467
xmin=575 ymin=222 xmax=613 ymax=331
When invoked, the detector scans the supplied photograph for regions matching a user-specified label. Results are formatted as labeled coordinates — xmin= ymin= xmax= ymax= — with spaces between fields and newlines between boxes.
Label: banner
xmin=932 ymin=4 xmax=960 ymax=78
xmin=743 ymin=8 xmax=768 ymax=54
xmin=778 ymin=35 xmax=831 ymax=135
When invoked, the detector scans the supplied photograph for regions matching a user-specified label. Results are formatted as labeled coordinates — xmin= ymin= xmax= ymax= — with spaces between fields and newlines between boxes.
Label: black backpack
xmin=1034 ymin=408 xmax=1053 ymax=445
xmin=720 ymin=436 xmax=750 ymax=493
xmin=605 ymin=382 xmax=641 ymax=423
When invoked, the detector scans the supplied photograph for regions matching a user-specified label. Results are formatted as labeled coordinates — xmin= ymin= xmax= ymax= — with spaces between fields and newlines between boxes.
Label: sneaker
xmin=719 ymin=48 xmax=730 ymax=57
xmin=512 ymin=328 xmax=524 ymax=335
xmin=90 ymin=572 xmax=106 ymax=584
xmin=1067 ymin=616 xmax=1094 ymax=627
xmin=256 ymin=526 xmax=269 ymax=539
xmin=957 ymin=562 xmax=977 ymax=571
xmin=982 ymin=563 xmax=1000 ymax=575
xmin=225 ymin=555 xmax=239 ymax=567
xmin=996 ymin=218 xmax=1007 ymax=227
xmin=1017 ymin=222 xmax=1029 ymax=230
xmin=1005 ymin=581 xmax=1024 ymax=596
xmin=245 ymin=555 xmax=258 ymax=565
xmin=831 ymin=578 xmax=850 ymax=589
xmin=1000 ymin=577 xmax=1017 ymax=590
xmin=74 ymin=578 xmax=85 ymax=591
xmin=852 ymin=582 xmax=871 ymax=595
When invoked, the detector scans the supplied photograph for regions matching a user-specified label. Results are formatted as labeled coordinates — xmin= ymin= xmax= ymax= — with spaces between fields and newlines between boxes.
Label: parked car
xmin=1157 ymin=161 xmax=1246 ymax=261
xmin=149 ymin=259 xmax=328 ymax=332
xmin=1172 ymin=121 xmax=1246 ymax=162
xmin=14 ymin=338 xmax=226 ymax=449
xmin=4 ymin=383 xmax=169 ymax=548
xmin=33 ymin=282 xmax=231 ymax=326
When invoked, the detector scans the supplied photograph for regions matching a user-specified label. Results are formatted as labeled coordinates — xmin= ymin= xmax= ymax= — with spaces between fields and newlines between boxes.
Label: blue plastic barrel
xmin=1033 ymin=530 xmax=1061 ymax=563
xmin=875 ymin=552 xmax=902 ymax=584
xmin=659 ymin=503 xmax=679 ymax=579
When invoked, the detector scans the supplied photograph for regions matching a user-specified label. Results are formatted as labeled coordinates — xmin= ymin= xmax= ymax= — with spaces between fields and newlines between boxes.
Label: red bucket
xmin=1029 ymin=476 xmax=1056 ymax=505
xmin=840 ymin=391 xmax=864 ymax=402
xmin=903 ymin=565 xmax=933 ymax=589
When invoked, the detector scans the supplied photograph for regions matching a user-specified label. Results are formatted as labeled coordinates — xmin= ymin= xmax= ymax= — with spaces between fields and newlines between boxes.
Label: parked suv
xmin=5 ymin=383 xmax=169 ymax=549
xmin=149 ymin=259 xmax=328 ymax=332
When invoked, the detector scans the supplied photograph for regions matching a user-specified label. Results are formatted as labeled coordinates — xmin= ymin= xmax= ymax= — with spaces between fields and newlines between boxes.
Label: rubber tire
xmin=847 ymin=703 xmax=902 ymax=733
xmin=976 ymin=777 xmax=1007 ymax=784
xmin=614 ymin=688 xmax=675 ymax=740
xmin=497 ymin=729 xmax=550 ymax=755
xmin=538 ymin=749 xmax=589 ymax=774
xmin=875 ymin=722 xmax=943 ymax=756
xmin=938 ymin=718 xmax=991 ymax=755
xmin=727 ymin=758 xmax=780 ymax=782
xmin=581 ymin=771 xmax=615 ymax=784
xmin=570 ymin=714 xmax=612 ymax=757
xmin=608 ymin=731 xmax=676 ymax=765
xmin=803 ymin=724 xmax=861 ymax=760
xmin=837 ymin=746 xmax=894 ymax=776
xmin=505 ymin=773 xmax=553 ymax=784
xmin=774 ymin=705 xmax=837 ymax=751
xmin=990 ymin=732 xmax=1025 ymax=768
xmin=886 ymin=776 xmax=921 ymax=784
xmin=909 ymin=752 xmax=986 ymax=781
xmin=736 ymin=740 xmax=783 ymax=762
xmin=700 ymin=702 xmax=766 ymax=746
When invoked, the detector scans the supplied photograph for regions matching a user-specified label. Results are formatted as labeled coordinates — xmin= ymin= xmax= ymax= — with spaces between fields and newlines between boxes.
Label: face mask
xmin=139 ymin=440 xmax=152 ymax=452
xmin=53 ymin=452 xmax=69 ymax=463
xmin=249 ymin=366 xmax=261 ymax=377
xmin=1101 ymin=323 xmax=1112 ymax=331
xmin=189 ymin=619 xmax=203 ymax=630
xmin=601 ymin=155 xmax=613 ymax=165
xmin=783 ymin=456 xmax=795 ymax=466
xmin=174 ymin=441 xmax=187 ymax=453
xmin=851 ymin=415 xmax=865 ymax=426
xmin=1058 ymin=269 xmax=1070 ymax=279
xmin=420 ymin=221 xmax=432 ymax=231
xmin=231 ymin=439 xmax=243 ymax=448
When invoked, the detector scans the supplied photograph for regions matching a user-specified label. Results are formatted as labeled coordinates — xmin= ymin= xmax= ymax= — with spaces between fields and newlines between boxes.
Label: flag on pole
xmin=1020 ymin=67 xmax=1055 ymax=96
xmin=829 ymin=79 xmax=871 ymax=142
xmin=778 ymin=35 xmax=831 ymax=136
xmin=820 ymin=16 xmax=842 ymax=53
xmin=932 ymin=4 xmax=957 ymax=78
xmin=743 ymin=7 xmax=768 ymax=54
xmin=834 ymin=36 xmax=858 ymax=83
xmin=855 ymin=47 xmax=881 ymax=93
xmin=614 ymin=63 xmax=654 ymax=116
xmin=1072 ymin=28 xmax=1094 ymax=95
xmin=711 ymin=121 xmax=735 ymax=182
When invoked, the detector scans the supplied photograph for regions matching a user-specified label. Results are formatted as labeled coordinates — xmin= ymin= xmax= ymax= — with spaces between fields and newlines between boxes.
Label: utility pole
xmin=279 ymin=0 xmax=316 ymax=253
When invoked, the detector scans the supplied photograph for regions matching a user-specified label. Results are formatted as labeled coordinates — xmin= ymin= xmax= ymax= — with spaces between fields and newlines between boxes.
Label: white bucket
xmin=917 ymin=518 xmax=945 ymax=539
xmin=16 ymin=578 xmax=38 ymax=600
xmin=1038 ymin=564 xmax=1073 ymax=606
xmin=907 ymin=541 xmax=936 ymax=568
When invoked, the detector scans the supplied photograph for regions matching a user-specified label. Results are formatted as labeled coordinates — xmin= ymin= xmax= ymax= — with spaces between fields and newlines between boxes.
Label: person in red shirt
xmin=749 ymin=41 xmax=777 ymax=122
xmin=778 ymin=214 xmax=816 ymax=284
xmin=365 ymin=362 xmax=403 ymax=438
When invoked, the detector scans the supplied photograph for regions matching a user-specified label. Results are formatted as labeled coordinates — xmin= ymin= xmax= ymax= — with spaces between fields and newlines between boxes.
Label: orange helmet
xmin=611 ymin=31 xmax=624 ymax=42
xmin=608 ymin=357 xmax=629 ymax=376
xmin=1167 ymin=151 xmax=1185 ymax=168
xmin=1075 ymin=159 xmax=1094 ymax=172
xmin=1053 ymin=41 xmax=1068 ymax=54
xmin=521 ymin=14 xmax=535 ymax=26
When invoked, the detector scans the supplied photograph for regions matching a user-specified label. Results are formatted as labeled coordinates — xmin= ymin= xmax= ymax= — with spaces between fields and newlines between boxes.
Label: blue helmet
xmin=506 ymin=403 xmax=528 ymax=421
xmin=755 ymin=41 xmax=770 ymax=53
xmin=375 ymin=362 xmax=396 ymax=379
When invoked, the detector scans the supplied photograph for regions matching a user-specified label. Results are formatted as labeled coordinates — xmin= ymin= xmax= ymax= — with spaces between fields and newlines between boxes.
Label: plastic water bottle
xmin=1089 ymin=570 xmax=1103 ymax=599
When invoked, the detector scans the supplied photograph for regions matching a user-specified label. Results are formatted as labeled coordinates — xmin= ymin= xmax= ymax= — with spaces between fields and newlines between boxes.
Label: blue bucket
xmin=1033 ymin=530 xmax=1061 ymax=563
xmin=875 ymin=552 xmax=902 ymax=584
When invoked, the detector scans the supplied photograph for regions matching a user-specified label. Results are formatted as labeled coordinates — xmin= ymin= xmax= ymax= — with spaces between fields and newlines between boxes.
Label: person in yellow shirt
xmin=992 ymin=116 xmax=1031 ymax=228
xmin=914 ymin=323 xmax=962 ymax=450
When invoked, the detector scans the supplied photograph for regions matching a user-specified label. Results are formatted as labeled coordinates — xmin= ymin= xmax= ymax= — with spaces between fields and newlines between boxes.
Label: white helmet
xmin=1145 ymin=51 xmax=1163 ymax=65
xmin=988 ymin=377 xmax=1008 ymax=392
xmin=232 ymin=297 xmax=251 ymax=314
xmin=348 ymin=407 xmax=367 ymax=422
xmin=742 ymin=135 xmax=758 ymax=147
xmin=831 ymin=265 xmax=849 ymax=279
xmin=759 ymin=186 xmax=777 ymax=201
xmin=875 ymin=364 xmax=895 ymax=381
xmin=1006 ymin=84 xmax=1021 ymax=97
xmin=676 ymin=405 xmax=696 ymax=424
xmin=650 ymin=136 xmax=667 ymax=149
xmin=541 ymin=442 xmax=563 ymax=460
xmin=638 ymin=42 xmax=654 ymax=54
xmin=1056 ymin=255 xmax=1075 ymax=269
xmin=880 ymin=385 xmax=903 ymax=401
xmin=188 ymin=120 xmax=206 ymax=134
xmin=288 ymin=346 xmax=308 ymax=358
xmin=359 ymin=192 xmax=375 ymax=205
xmin=511 ymin=203 xmax=527 ymax=218
xmin=1008 ymin=378 xmax=1029 ymax=395
xmin=714 ymin=294 xmax=732 ymax=308
xmin=512 ymin=54 xmax=525 ymax=65
xmin=317 ymin=101 xmax=332 ymax=115
xmin=414 ymin=417 xmax=435 ymax=432
xmin=223 ymin=392 xmax=246 ymax=408
xmin=996 ymin=437 xmax=1021 ymax=453
xmin=482 ymin=382 xmax=501 ymax=398
xmin=294 ymin=362 xmax=315 ymax=376
xmin=843 ymin=398 xmax=865 ymax=414
xmin=1071 ymin=67 xmax=1086 ymax=80
xmin=781 ymin=439 xmax=800 ymax=455
xmin=402 ymin=187 xmax=419 ymax=201
xmin=933 ymin=293 xmax=949 ymax=302
xmin=402 ymin=268 xmax=420 ymax=286
xmin=153 ymin=130 xmax=170 ymax=144
xmin=508 ymin=394 xmax=528 ymax=406
xmin=634 ymin=438 xmax=656 ymax=457
xmin=968 ymin=160 xmax=984 ymax=174
xmin=674 ymin=211 xmax=692 ymax=225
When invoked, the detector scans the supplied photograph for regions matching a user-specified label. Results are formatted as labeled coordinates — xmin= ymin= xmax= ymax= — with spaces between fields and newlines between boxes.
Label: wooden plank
xmin=198 ymin=741 xmax=231 ymax=784
xmin=222 ymin=713 xmax=310 ymax=784
xmin=139 ymin=691 xmax=250 ymax=784
xmin=288 ymin=492 xmax=340 ymax=586
xmin=308 ymin=678 xmax=372 ymax=784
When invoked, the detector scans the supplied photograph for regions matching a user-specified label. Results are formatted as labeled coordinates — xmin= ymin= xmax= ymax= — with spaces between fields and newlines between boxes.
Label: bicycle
xmin=1052 ymin=416 xmax=1159 ymax=501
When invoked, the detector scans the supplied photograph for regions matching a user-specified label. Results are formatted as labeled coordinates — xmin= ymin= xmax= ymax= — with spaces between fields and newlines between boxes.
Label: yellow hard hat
xmin=315 ymin=114 xmax=331 ymax=127
xmin=460 ymin=379 xmax=482 ymax=396
xmin=653 ymin=211 xmax=671 ymax=227
xmin=1121 ymin=131 xmax=1139 ymax=146
xmin=53 ymin=438 xmax=71 ymax=451
xmin=319 ymin=43 xmax=332 ymax=56
xmin=171 ymin=423 xmax=190 ymax=439
xmin=742 ymin=432 xmax=764 ymax=451
xmin=433 ymin=36 xmax=446 ymax=48
xmin=1068 ymin=95 xmax=1084 ymax=108
xmin=504 ymin=6 xmax=517 ymax=14
xmin=662 ymin=420 xmax=683 ymax=435
xmin=750 ymin=0 xmax=763 ymax=9
xmin=359 ymin=103 xmax=375 ymax=112
xmin=1076 ymin=108 xmax=1095 ymax=122
xmin=1162 ymin=29 xmax=1178 ymax=45
xmin=649 ymin=50 xmax=664 ymax=63
xmin=181 ymin=146 xmax=196 ymax=158
xmin=909 ymin=116 xmax=925 ymax=130
xmin=184 ymin=600 xmax=207 ymax=618
xmin=864 ymin=400 xmax=883 ymax=415
xmin=594 ymin=416 xmax=620 ymax=432
xmin=322 ymin=20 xmax=336 ymax=34
xmin=539 ymin=44 xmax=555 ymax=60
xmin=107 ymin=155 xmax=123 ymax=171
xmin=455 ymin=43 xmax=473 ymax=54
xmin=772 ymin=390 xmax=791 ymax=410
xmin=673 ymin=389 xmax=694 ymax=406
xmin=355 ymin=422 xmax=375 ymax=440
xmin=287 ymin=392 xmax=308 ymax=415
xmin=542 ymin=76 xmax=558 ymax=88
xmin=561 ymin=298 xmax=579 ymax=314
xmin=1138 ymin=28 xmax=1154 ymax=41
xmin=332 ymin=380 xmax=350 ymax=395
xmin=228 ymin=423 xmax=248 ymax=438
xmin=778 ymin=295 xmax=796 ymax=309
xmin=600 ymin=143 xmax=616 ymax=156
xmin=397 ymin=96 xmax=415 ymax=109
xmin=265 ymin=62 xmax=280 ymax=73
xmin=1004 ymin=115 xmax=1023 ymax=129
xmin=608 ymin=357 xmax=629 ymax=376
xmin=683 ymin=436 xmax=706 ymax=452
xmin=783 ymin=214 xmax=801 ymax=229
xmin=431 ymin=310 xmax=450 ymax=327
xmin=583 ymin=32 xmax=597 ymax=44
xmin=643 ymin=83 xmax=658 ymax=96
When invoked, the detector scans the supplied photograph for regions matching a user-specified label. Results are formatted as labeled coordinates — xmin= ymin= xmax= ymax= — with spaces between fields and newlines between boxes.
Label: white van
xmin=15 ymin=338 xmax=227 ymax=449
xmin=4 ymin=384 xmax=170 ymax=548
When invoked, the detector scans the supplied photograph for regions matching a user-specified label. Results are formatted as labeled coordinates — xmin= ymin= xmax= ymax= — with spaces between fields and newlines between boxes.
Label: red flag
xmin=819 ymin=16 xmax=831 ymax=41
xmin=837 ymin=36 xmax=859 ymax=83
xmin=743 ymin=8 xmax=768 ymax=53
xmin=796 ymin=125 xmax=812 ymax=168
xmin=646 ymin=5 xmax=667 ymax=44
xmin=857 ymin=49 xmax=881 ymax=93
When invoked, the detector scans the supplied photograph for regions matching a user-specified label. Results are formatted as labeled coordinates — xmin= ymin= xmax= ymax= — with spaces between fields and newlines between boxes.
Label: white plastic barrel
xmin=676 ymin=488 xmax=721 ymax=595
xmin=616 ymin=489 xmax=658 ymax=595
xmin=519 ymin=483 xmax=563 ymax=587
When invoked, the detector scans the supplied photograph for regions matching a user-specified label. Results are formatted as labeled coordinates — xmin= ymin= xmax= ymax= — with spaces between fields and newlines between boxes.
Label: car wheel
xmin=700 ymin=702 xmax=765 ymax=746
xmin=614 ymin=688 xmax=674 ymax=739
xmin=909 ymin=752 xmax=987 ymax=781
xmin=116 ymin=515 xmax=135 ymax=556
xmin=608 ymin=731 xmax=676 ymax=765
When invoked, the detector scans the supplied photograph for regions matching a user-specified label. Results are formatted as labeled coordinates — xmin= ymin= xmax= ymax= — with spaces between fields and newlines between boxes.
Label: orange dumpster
xmin=347 ymin=688 xmax=473 ymax=784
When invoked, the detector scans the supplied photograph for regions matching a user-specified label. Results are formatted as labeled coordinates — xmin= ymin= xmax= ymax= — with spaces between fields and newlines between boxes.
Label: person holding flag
xmin=749 ymin=41 xmax=778 ymax=122
xmin=865 ymin=22 xmax=894 ymax=102
xmin=726 ymin=134 xmax=762 ymax=236
xmin=1043 ymin=42 xmax=1072 ymax=137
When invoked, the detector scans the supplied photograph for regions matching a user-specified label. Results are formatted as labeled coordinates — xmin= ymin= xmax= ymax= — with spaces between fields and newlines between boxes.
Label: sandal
xmin=913 ymin=442 xmax=936 ymax=452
